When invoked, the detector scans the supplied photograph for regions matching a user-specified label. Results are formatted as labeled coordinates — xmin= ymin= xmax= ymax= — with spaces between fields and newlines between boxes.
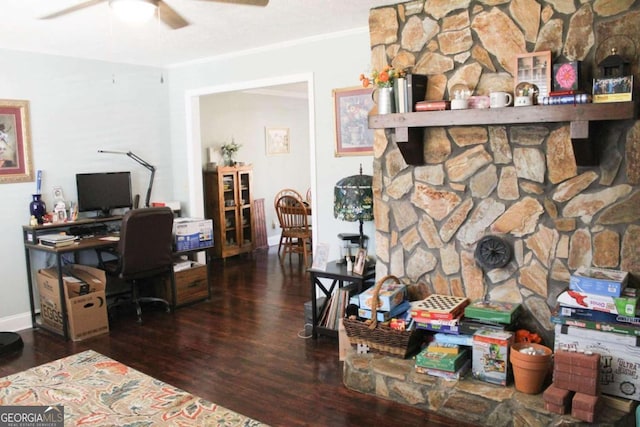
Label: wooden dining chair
xmin=275 ymin=195 xmax=312 ymax=267
xmin=274 ymin=189 xmax=304 ymax=255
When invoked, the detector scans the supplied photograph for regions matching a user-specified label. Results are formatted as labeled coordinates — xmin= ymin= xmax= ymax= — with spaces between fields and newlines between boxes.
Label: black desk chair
xmin=98 ymin=207 xmax=175 ymax=323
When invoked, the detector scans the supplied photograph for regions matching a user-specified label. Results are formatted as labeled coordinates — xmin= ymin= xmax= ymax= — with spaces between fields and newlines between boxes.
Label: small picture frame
xmin=353 ymin=247 xmax=367 ymax=275
xmin=265 ymin=127 xmax=290 ymax=155
xmin=311 ymin=242 xmax=330 ymax=271
xmin=0 ymin=99 xmax=33 ymax=184
xmin=514 ymin=51 xmax=552 ymax=100
xmin=593 ymin=75 xmax=633 ymax=103
xmin=333 ymin=86 xmax=375 ymax=157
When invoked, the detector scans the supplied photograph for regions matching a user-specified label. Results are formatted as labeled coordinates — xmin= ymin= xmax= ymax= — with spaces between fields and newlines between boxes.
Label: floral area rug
xmin=0 ymin=349 xmax=267 ymax=426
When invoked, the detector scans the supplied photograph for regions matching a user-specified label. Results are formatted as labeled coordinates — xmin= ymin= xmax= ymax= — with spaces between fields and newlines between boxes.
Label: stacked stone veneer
xmin=369 ymin=1 xmax=640 ymax=344
xmin=343 ymin=350 xmax=635 ymax=426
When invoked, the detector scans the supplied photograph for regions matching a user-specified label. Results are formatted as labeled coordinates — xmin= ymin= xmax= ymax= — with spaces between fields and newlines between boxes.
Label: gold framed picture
xmin=353 ymin=247 xmax=367 ymax=275
xmin=265 ymin=127 xmax=290 ymax=155
xmin=514 ymin=51 xmax=552 ymax=100
xmin=0 ymin=99 xmax=33 ymax=183
xmin=333 ymin=86 xmax=375 ymax=157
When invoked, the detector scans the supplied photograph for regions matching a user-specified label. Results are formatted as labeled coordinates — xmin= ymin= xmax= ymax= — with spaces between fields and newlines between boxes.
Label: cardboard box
xmin=37 ymin=265 xmax=109 ymax=341
xmin=173 ymin=218 xmax=213 ymax=251
xmin=554 ymin=323 xmax=640 ymax=401
xmin=569 ymin=267 xmax=629 ymax=297
xmin=472 ymin=329 xmax=513 ymax=386
xmin=357 ymin=282 xmax=406 ymax=312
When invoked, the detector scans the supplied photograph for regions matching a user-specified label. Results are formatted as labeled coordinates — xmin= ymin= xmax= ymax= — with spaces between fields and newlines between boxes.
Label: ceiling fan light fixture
xmin=109 ymin=0 xmax=157 ymax=25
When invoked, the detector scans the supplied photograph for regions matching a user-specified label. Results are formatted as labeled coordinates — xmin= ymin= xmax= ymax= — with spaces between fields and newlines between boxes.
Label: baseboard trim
xmin=0 ymin=312 xmax=33 ymax=332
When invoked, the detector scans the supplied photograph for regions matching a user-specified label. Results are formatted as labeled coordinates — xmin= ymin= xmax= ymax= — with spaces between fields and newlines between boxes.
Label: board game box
xmin=415 ymin=358 xmax=471 ymax=381
xmin=357 ymin=282 xmax=406 ymax=312
xmin=551 ymin=314 xmax=640 ymax=337
xmin=464 ymin=300 xmax=521 ymax=324
xmin=554 ymin=324 xmax=640 ymax=401
xmin=416 ymin=347 xmax=469 ymax=372
xmin=472 ymin=329 xmax=513 ymax=386
xmin=557 ymin=289 xmax=638 ymax=316
xmin=410 ymin=294 xmax=469 ymax=320
xmin=569 ymin=267 xmax=629 ymax=297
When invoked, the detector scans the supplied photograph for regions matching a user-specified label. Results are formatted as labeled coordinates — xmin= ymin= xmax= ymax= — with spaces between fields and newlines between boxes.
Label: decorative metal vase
xmin=373 ymin=87 xmax=395 ymax=114
xmin=29 ymin=194 xmax=46 ymax=225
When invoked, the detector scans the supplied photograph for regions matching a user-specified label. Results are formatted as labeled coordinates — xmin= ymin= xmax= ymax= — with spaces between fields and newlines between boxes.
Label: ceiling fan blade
xmin=40 ymin=0 xmax=107 ymax=19
xmin=199 ymin=0 xmax=269 ymax=6
xmin=157 ymin=0 xmax=189 ymax=29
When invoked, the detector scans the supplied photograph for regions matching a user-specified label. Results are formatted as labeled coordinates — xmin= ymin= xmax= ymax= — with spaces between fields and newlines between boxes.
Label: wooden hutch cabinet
xmin=203 ymin=165 xmax=255 ymax=259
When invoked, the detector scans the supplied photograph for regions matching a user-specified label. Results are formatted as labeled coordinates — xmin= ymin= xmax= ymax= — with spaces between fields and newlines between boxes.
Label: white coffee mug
xmin=490 ymin=92 xmax=513 ymax=108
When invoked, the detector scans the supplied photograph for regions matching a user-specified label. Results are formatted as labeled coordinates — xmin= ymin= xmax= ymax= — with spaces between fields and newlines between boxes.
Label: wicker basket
xmin=343 ymin=275 xmax=423 ymax=358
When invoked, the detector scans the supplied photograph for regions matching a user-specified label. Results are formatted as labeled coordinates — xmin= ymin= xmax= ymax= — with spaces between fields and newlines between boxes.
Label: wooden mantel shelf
xmin=368 ymin=102 xmax=637 ymax=165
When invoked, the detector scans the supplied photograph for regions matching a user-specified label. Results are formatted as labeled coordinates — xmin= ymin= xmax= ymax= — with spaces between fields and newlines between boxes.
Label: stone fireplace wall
xmin=368 ymin=1 xmax=640 ymax=345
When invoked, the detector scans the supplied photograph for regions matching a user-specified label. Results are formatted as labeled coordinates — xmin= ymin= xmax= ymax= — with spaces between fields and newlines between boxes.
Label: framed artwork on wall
xmin=333 ymin=86 xmax=375 ymax=157
xmin=514 ymin=51 xmax=552 ymax=100
xmin=265 ymin=127 xmax=290 ymax=155
xmin=0 ymin=99 xmax=33 ymax=184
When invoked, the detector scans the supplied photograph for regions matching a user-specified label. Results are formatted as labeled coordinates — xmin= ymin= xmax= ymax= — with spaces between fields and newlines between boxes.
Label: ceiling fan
xmin=40 ymin=0 xmax=269 ymax=30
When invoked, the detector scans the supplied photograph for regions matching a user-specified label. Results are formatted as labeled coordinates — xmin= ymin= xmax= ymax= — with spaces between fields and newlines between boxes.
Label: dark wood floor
xmin=2 ymin=247 xmax=476 ymax=426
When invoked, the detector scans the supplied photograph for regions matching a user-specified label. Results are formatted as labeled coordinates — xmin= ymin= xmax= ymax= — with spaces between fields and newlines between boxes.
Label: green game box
xmin=464 ymin=300 xmax=521 ymax=324
xmin=415 ymin=347 xmax=469 ymax=372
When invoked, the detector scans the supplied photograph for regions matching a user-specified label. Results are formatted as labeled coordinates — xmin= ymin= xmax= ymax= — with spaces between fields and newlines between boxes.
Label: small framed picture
xmin=353 ymin=247 xmax=367 ymax=275
xmin=333 ymin=86 xmax=375 ymax=157
xmin=0 ymin=99 xmax=33 ymax=184
xmin=593 ymin=75 xmax=633 ymax=103
xmin=515 ymin=51 xmax=552 ymax=100
xmin=265 ymin=127 xmax=290 ymax=155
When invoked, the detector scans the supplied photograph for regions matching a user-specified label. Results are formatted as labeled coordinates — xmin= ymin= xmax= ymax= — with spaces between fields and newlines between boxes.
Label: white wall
xmin=1 ymin=28 xmax=377 ymax=330
xmin=199 ymin=90 xmax=310 ymax=242
xmin=0 ymin=49 xmax=171 ymax=329
xmin=167 ymin=29 xmax=376 ymax=261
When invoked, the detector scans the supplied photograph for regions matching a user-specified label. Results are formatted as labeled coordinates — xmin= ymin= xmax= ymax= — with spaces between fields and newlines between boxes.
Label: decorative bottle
xmin=346 ymin=256 xmax=353 ymax=273
xmin=29 ymin=194 xmax=46 ymax=225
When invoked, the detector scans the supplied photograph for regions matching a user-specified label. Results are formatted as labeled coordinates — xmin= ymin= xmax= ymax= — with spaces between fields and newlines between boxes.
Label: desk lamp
xmin=98 ymin=150 xmax=155 ymax=208
xmin=334 ymin=165 xmax=374 ymax=254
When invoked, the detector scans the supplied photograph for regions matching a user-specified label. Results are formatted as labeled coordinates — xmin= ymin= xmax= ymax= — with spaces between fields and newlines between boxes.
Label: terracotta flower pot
xmin=510 ymin=342 xmax=553 ymax=394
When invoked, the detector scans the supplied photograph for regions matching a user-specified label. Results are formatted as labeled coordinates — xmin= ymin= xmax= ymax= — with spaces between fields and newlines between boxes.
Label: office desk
xmin=308 ymin=260 xmax=375 ymax=339
xmin=23 ymin=217 xmax=212 ymax=340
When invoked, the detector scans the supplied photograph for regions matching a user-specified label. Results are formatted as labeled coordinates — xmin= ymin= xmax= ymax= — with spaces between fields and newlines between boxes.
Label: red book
xmin=549 ymin=89 xmax=585 ymax=97
xmin=415 ymin=100 xmax=450 ymax=111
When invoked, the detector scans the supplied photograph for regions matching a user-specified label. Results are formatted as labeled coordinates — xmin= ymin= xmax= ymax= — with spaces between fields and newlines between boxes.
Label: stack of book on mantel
xmin=38 ymin=233 xmax=77 ymax=248
xmin=552 ymin=267 xmax=640 ymax=401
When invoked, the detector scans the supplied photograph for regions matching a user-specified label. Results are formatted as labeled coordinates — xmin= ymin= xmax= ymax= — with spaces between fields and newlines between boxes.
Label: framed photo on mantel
xmin=514 ymin=51 xmax=552 ymax=100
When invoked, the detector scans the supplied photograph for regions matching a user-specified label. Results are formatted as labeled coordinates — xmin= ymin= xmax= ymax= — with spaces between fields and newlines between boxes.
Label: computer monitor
xmin=76 ymin=172 xmax=133 ymax=217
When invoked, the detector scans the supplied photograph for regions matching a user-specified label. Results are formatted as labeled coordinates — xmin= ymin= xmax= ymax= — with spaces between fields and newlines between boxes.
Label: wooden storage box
xmin=162 ymin=262 xmax=209 ymax=306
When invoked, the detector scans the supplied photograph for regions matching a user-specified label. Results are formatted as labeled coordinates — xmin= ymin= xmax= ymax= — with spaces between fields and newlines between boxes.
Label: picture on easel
xmin=353 ymin=248 xmax=367 ymax=275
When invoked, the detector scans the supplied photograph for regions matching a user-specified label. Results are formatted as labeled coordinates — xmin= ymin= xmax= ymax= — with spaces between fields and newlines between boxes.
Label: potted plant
xmin=220 ymin=139 xmax=241 ymax=166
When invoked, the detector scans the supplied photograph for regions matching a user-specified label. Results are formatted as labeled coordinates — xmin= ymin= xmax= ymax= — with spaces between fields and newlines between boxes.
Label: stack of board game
xmin=553 ymin=267 xmax=638 ymax=327
xmin=414 ymin=342 xmax=471 ymax=380
xmin=552 ymin=267 xmax=640 ymax=401
xmin=410 ymin=294 xmax=469 ymax=334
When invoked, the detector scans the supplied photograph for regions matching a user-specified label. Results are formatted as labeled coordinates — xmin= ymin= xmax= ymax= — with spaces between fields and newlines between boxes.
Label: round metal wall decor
xmin=475 ymin=235 xmax=512 ymax=270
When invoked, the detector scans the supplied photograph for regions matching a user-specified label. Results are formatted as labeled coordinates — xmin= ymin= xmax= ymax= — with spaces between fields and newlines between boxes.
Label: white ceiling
xmin=0 ymin=0 xmax=400 ymax=67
